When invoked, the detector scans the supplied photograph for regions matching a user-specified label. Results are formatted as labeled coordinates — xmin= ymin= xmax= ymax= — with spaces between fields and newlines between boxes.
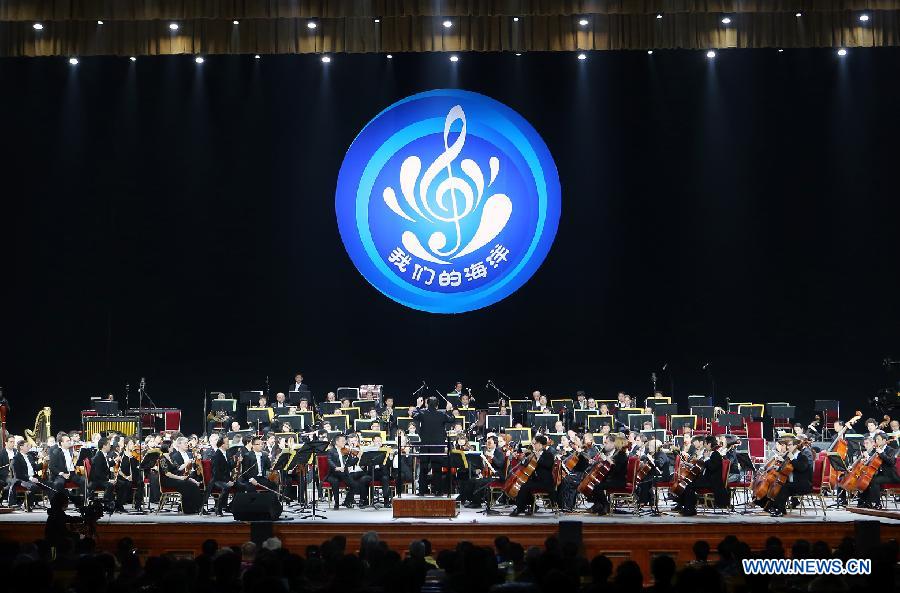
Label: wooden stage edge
xmin=2 ymin=518 xmax=899 ymax=577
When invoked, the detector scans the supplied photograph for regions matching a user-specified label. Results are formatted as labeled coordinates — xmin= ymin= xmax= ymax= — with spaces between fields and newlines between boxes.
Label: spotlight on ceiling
xmin=69 ymin=57 xmax=79 ymax=65
xmin=195 ymin=56 xmax=204 ymax=64
xmin=130 ymin=56 xmax=137 ymax=62
xmin=386 ymin=54 xmax=393 ymax=59
xmin=706 ymin=50 xmax=716 ymax=59
xmin=513 ymin=17 xmax=519 ymax=23
xmin=721 ymin=17 xmax=732 ymax=25
xmin=859 ymin=14 xmax=870 ymax=22
xmin=169 ymin=23 xmax=179 ymax=31
xmin=254 ymin=54 xmax=261 ymax=59
xmin=233 ymin=20 xmax=239 ymax=25
xmin=577 ymin=53 xmax=587 ymax=60
xmin=97 ymin=20 xmax=104 ymax=25
xmin=33 ymin=23 xmax=43 ymax=30
xmin=795 ymin=12 xmax=802 ymax=18
xmin=321 ymin=55 xmax=331 ymax=63
xmin=837 ymin=48 xmax=848 ymax=57
xmin=443 ymin=20 xmax=453 ymax=28
xmin=647 ymin=50 xmax=653 ymax=55
xmin=579 ymin=19 xmax=589 ymax=26
xmin=778 ymin=49 xmax=784 ymax=53
xmin=308 ymin=21 xmax=318 ymax=29
xmin=375 ymin=19 xmax=380 ymax=23
xmin=656 ymin=14 xmax=663 ymax=19
xmin=449 ymin=55 xmax=459 ymax=62
xmin=515 ymin=53 xmax=522 ymax=56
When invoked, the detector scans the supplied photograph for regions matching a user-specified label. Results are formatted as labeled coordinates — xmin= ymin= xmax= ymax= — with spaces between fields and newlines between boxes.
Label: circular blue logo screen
xmin=335 ymin=90 xmax=560 ymax=314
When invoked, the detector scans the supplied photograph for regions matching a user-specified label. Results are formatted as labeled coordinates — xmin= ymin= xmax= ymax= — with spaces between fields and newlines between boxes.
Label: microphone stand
xmin=703 ymin=365 xmax=716 ymax=402
xmin=202 ymin=387 xmax=208 ymax=439
xmin=129 ymin=378 xmax=149 ymax=515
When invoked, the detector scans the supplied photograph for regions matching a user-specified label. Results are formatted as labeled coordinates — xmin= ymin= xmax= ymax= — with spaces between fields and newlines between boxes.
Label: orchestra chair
xmin=879 ymin=457 xmax=900 ymax=509
xmin=317 ymin=454 xmax=347 ymax=509
xmin=487 ymin=456 xmax=512 ymax=507
xmin=654 ymin=459 xmax=676 ymax=509
xmin=531 ymin=486 xmax=559 ymax=515
xmin=745 ymin=421 xmax=764 ymax=439
xmin=156 ymin=458 xmax=184 ymax=514
xmin=82 ymin=459 xmax=102 ymax=504
xmin=792 ymin=456 xmax=828 ymax=518
xmin=727 ymin=468 xmax=753 ymax=510
xmin=607 ymin=456 xmax=641 ymax=515
xmin=697 ymin=459 xmax=731 ymax=514
xmin=747 ymin=438 xmax=767 ymax=465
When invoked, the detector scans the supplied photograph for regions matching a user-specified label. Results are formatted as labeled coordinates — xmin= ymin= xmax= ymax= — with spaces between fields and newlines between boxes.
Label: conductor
xmin=411 ymin=396 xmax=454 ymax=496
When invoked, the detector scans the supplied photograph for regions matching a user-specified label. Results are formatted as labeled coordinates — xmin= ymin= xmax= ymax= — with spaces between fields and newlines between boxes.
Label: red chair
xmin=607 ymin=456 xmax=640 ymax=515
xmin=317 ymin=454 xmax=346 ymax=508
xmin=697 ymin=459 xmax=730 ymax=513
xmin=794 ymin=456 xmax=828 ymax=517
xmin=201 ymin=459 xmax=216 ymax=510
xmin=748 ymin=438 xmax=766 ymax=463
xmin=745 ymin=421 xmax=763 ymax=439
xmin=879 ymin=458 xmax=900 ymax=508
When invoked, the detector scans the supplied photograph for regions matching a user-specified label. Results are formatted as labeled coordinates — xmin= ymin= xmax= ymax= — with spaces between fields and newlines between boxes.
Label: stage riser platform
xmin=3 ymin=520 xmax=897 ymax=583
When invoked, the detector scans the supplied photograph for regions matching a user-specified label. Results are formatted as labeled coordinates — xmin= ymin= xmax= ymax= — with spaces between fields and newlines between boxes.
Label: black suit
xmin=0 ymin=447 xmax=15 ymax=485
xmin=412 ymin=407 xmax=454 ymax=495
xmin=772 ymin=450 xmax=812 ymax=512
xmin=48 ymin=446 xmax=85 ymax=496
xmin=89 ymin=449 xmax=119 ymax=505
xmin=325 ymin=447 xmax=372 ymax=507
xmin=862 ymin=445 xmax=899 ymax=506
xmin=458 ymin=448 xmax=505 ymax=505
xmin=8 ymin=451 xmax=49 ymax=506
xmin=679 ymin=450 xmax=729 ymax=511
xmin=513 ymin=449 xmax=556 ymax=512
xmin=289 ymin=383 xmax=309 ymax=394
xmin=209 ymin=448 xmax=250 ymax=514
xmin=239 ymin=450 xmax=279 ymax=492
xmin=591 ymin=449 xmax=629 ymax=508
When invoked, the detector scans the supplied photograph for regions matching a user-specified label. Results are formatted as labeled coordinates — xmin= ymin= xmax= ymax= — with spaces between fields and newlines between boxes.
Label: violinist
xmin=361 ymin=435 xmax=392 ymax=507
xmin=0 ymin=435 xmax=16 ymax=494
xmin=209 ymin=437 xmax=249 ymax=516
xmin=8 ymin=440 xmax=51 ymax=509
xmin=510 ymin=434 xmax=555 ymax=516
xmin=239 ymin=437 xmax=280 ymax=494
xmin=457 ymin=435 xmax=504 ymax=508
xmin=171 ymin=437 xmax=202 ymax=483
xmin=159 ymin=442 xmax=204 ymax=514
xmin=673 ymin=436 xmax=727 ymax=516
xmin=588 ymin=434 xmax=629 ymax=515
xmin=768 ymin=437 xmax=812 ymax=517
xmin=110 ymin=439 xmax=137 ymax=513
xmin=637 ymin=438 xmax=671 ymax=505
xmin=558 ymin=434 xmax=588 ymax=512
xmin=325 ymin=434 xmax=371 ymax=508
xmin=48 ymin=433 xmax=85 ymax=502
xmin=717 ymin=434 xmax=742 ymax=484
xmin=858 ymin=432 xmax=899 ymax=509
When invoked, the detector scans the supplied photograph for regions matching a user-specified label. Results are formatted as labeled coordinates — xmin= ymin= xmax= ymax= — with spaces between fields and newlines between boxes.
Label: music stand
xmin=644 ymin=396 xmax=671 ymax=411
xmin=298 ymin=440 xmax=329 ymax=520
xmin=336 ymin=387 xmax=359 ymax=402
xmin=340 ymin=407 xmax=361 ymax=426
xmin=654 ymin=403 xmax=678 ymax=431
xmin=573 ymin=409 xmax=598 ymax=429
xmin=353 ymin=400 xmax=378 ymax=416
xmin=769 ymin=405 xmax=795 ymax=441
xmin=551 ymin=399 xmax=573 ymax=415
xmin=670 ymin=415 xmax=697 ymax=432
xmin=628 ymin=413 xmax=653 ymax=431
xmin=717 ymin=413 xmax=745 ymax=435
xmin=486 ymin=414 xmax=511 ymax=433
xmin=359 ymin=449 xmax=388 ymax=508
xmin=447 ymin=450 xmax=468 ymax=497
xmin=278 ymin=415 xmax=306 ymax=432
xmin=239 ymin=391 xmax=263 ymax=404
xmin=95 ymin=401 xmax=119 ymax=415
xmin=814 ymin=400 xmax=840 ymax=440
xmin=354 ymin=419 xmax=374 ymax=433
xmin=247 ymin=407 xmax=273 ymax=434
xmin=509 ymin=400 xmax=530 ymax=424
xmin=319 ymin=401 xmax=341 ymax=415
xmin=587 ymin=414 xmax=614 ymax=432
xmin=211 ymin=399 xmax=237 ymax=414
xmin=322 ymin=414 xmax=348 ymax=433
xmin=533 ymin=413 xmax=558 ymax=432
xmin=445 ymin=395 xmax=462 ymax=409
xmin=287 ymin=390 xmax=309 ymax=404
xmin=738 ymin=404 xmax=764 ymax=420
xmin=688 ymin=395 xmax=711 ymax=408
xmin=506 ymin=427 xmax=532 ymax=444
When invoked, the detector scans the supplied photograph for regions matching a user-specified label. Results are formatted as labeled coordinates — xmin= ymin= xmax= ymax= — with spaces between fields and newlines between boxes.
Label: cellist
xmin=857 ymin=432 xmax=898 ymax=509
xmin=673 ymin=436 xmax=727 ymax=516
xmin=509 ymin=435 xmax=555 ymax=516
xmin=768 ymin=437 xmax=812 ymax=517
xmin=588 ymin=433 xmax=629 ymax=515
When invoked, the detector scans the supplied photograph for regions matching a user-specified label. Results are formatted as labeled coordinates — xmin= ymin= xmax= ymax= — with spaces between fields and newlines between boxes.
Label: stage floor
xmin=1 ymin=503 xmax=899 ymax=525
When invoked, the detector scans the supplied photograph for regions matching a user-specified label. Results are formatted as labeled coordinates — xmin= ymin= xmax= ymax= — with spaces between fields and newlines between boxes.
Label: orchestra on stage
xmin=1 ymin=377 xmax=899 ymax=518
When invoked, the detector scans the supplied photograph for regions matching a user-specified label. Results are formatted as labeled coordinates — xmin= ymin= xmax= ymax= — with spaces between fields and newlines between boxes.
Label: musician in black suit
xmin=238 ymin=437 xmax=280 ymax=493
xmin=272 ymin=392 xmax=291 ymax=410
xmin=588 ymin=434 xmax=630 ymax=515
xmin=48 ymin=433 xmax=85 ymax=500
xmin=769 ymin=437 xmax=812 ymax=516
xmin=636 ymin=437 xmax=671 ymax=506
xmin=325 ymin=434 xmax=371 ymax=508
xmin=457 ymin=436 xmax=505 ymax=508
xmin=1 ymin=435 xmax=19 ymax=496
xmin=675 ymin=436 xmax=728 ymax=516
xmin=859 ymin=432 xmax=899 ymax=509
xmin=289 ymin=373 xmax=309 ymax=394
xmin=209 ymin=437 xmax=251 ymax=516
xmin=412 ymin=397 xmax=455 ymax=495
xmin=510 ymin=435 xmax=556 ymax=516
xmin=8 ymin=441 xmax=49 ymax=508
xmin=89 ymin=438 xmax=119 ymax=509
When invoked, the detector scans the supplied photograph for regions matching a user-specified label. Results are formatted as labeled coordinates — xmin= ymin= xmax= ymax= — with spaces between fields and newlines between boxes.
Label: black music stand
xmin=247 ymin=408 xmax=273 ymax=435
xmin=298 ymin=440 xmax=328 ymax=520
xmin=717 ymin=413 xmax=745 ymax=435
xmin=445 ymin=395 xmax=462 ymax=409
xmin=319 ymin=401 xmax=341 ymax=415
xmin=688 ymin=395 xmax=711 ymax=408
xmin=814 ymin=400 xmax=840 ymax=440
xmin=287 ymin=390 xmax=308 ymax=404
xmin=654 ymin=403 xmax=678 ymax=431
xmin=533 ymin=413 xmax=558 ymax=432
xmin=447 ymin=450 xmax=468 ymax=497
xmin=510 ymin=400 xmax=531 ymax=425
xmin=573 ymin=409 xmax=598 ymax=430
xmin=670 ymin=415 xmax=697 ymax=432
xmin=95 ymin=401 xmax=119 ymax=415
xmin=768 ymin=405 xmax=795 ymax=442
xmin=359 ymin=449 xmax=387 ymax=508
xmin=268 ymin=452 xmax=295 ymax=505
xmin=587 ymin=415 xmax=613 ymax=432
xmin=486 ymin=415 xmax=511 ymax=433
xmin=628 ymin=414 xmax=653 ymax=431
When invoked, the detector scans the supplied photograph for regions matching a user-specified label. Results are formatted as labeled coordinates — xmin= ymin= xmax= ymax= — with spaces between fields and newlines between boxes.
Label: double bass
xmin=828 ymin=410 xmax=862 ymax=488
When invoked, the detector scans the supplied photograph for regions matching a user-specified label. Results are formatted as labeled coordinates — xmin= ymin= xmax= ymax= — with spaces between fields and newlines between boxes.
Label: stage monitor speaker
xmin=231 ymin=491 xmax=283 ymax=521
xmin=559 ymin=521 xmax=584 ymax=555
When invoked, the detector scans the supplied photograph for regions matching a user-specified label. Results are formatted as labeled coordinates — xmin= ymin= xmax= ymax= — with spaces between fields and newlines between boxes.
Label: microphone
xmin=662 ymin=362 xmax=668 ymax=371
xmin=140 ymin=377 xmax=146 ymax=389
xmin=701 ymin=363 xmax=710 ymax=371
xmin=485 ymin=379 xmax=492 ymax=389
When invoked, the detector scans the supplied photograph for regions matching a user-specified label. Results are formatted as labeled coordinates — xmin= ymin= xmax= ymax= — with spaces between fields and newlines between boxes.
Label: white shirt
xmin=63 ymin=448 xmax=75 ymax=472
xmin=23 ymin=453 xmax=35 ymax=479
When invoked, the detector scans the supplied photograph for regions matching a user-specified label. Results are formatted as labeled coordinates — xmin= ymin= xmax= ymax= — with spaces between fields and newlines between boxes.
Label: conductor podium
xmin=392 ymin=495 xmax=458 ymax=518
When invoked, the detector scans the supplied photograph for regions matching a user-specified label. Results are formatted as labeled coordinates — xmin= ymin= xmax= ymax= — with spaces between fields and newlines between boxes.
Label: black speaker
xmin=231 ymin=491 xmax=283 ymax=521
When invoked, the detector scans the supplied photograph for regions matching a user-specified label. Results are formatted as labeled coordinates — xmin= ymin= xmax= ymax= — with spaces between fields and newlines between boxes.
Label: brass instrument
xmin=24 ymin=407 xmax=52 ymax=447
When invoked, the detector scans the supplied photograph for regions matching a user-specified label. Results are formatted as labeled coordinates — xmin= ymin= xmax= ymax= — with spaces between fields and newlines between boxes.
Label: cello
xmin=838 ymin=449 xmax=883 ymax=494
xmin=577 ymin=453 xmax=612 ymax=496
xmin=502 ymin=452 xmax=538 ymax=498
xmin=669 ymin=454 xmax=703 ymax=497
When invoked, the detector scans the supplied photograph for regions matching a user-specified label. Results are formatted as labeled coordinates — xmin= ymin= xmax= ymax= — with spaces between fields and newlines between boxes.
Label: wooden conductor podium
xmin=392 ymin=496 xmax=458 ymax=518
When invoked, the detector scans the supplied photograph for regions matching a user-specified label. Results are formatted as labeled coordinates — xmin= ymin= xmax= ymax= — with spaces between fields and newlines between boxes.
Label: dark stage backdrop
xmin=2 ymin=49 xmax=899 ymax=434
